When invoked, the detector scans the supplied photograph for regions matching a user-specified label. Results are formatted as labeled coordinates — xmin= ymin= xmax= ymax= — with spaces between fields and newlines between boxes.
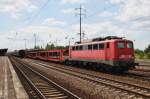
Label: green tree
xmin=146 ymin=52 xmax=150 ymax=59
xmin=134 ymin=49 xmax=144 ymax=59
xmin=135 ymin=44 xmax=150 ymax=59
xmin=144 ymin=44 xmax=150 ymax=53
xmin=34 ymin=45 xmax=41 ymax=49
xmin=55 ymin=46 xmax=65 ymax=49
xmin=45 ymin=43 xmax=55 ymax=50
xmin=144 ymin=44 xmax=150 ymax=59
xmin=45 ymin=43 xmax=66 ymax=50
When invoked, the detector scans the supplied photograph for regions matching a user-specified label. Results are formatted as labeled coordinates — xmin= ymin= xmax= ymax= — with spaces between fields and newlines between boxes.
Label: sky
xmin=0 ymin=0 xmax=150 ymax=51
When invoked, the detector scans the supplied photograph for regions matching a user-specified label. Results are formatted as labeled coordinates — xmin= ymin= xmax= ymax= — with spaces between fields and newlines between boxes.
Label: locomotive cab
xmin=114 ymin=40 xmax=135 ymax=69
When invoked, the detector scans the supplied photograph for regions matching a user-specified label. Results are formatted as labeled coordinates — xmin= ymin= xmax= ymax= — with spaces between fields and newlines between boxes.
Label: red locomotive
xmin=68 ymin=36 xmax=135 ymax=71
xmin=19 ymin=36 xmax=136 ymax=72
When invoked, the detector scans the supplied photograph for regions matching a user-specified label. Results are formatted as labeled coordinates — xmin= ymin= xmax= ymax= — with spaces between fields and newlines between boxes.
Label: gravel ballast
xmin=23 ymin=60 xmax=144 ymax=99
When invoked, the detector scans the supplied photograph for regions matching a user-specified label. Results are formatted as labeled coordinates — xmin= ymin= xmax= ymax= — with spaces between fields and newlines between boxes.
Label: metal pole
xmin=34 ymin=33 xmax=37 ymax=49
xmin=80 ymin=4 xmax=82 ymax=43
xmin=75 ymin=4 xmax=86 ymax=43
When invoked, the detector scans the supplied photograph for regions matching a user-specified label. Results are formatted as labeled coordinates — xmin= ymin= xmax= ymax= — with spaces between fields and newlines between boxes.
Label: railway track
xmin=134 ymin=68 xmax=150 ymax=73
xmin=27 ymin=58 xmax=150 ymax=81
xmin=124 ymin=72 xmax=150 ymax=81
xmin=27 ymin=58 xmax=150 ymax=82
xmin=23 ymin=58 xmax=150 ymax=99
xmin=125 ymin=69 xmax=150 ymax=81
xmin=10 ymin=57 xmax=80 ymax=99
xmin=136 ymin=60 xmax=150 ymax=65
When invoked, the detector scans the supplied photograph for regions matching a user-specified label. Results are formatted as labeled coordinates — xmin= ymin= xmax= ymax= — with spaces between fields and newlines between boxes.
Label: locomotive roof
xmin=72 ymin=39 xmax=132 ymax=46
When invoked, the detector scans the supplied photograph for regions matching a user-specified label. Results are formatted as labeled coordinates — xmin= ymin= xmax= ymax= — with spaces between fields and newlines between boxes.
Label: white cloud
xmin=18 ymin=25 xmax=65 ymax=35
xmin=110 ymin=0 xmax=125 ymax=4
xmin=113 ymin=0 xmax=150 ymax=22
xmin=43 ymin=18 xmax=66 ymax=26
xmin=98 ymin=11 xmax=116 ymax=17
xmin=71 ymin=21 xmax=126 ymax=40
xmin=110 ymin=0 xmax=150 ymax=37
xmin=62 ymin=8 xmax=75 ymax=14
xmin=62 ymin=0 xmax=85 ymax=4
xmin=0 ymin=0 xmax=37 ymax=19
xmin=131 ymin=20 xmax=150 ymax=31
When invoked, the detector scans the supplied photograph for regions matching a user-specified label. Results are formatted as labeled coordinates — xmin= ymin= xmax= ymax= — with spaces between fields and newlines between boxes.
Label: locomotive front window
xmin=117 ymin=42 xmax=125 ymax=48
xmin=127 ymin=42 xmax=133 ymax=48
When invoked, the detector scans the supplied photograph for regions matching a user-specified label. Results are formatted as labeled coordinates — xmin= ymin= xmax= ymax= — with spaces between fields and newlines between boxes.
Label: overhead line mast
xmin=34 ymin=33 xmax=37 ymax=49
xmin=75 ymin=4 xmax=86 ymax=43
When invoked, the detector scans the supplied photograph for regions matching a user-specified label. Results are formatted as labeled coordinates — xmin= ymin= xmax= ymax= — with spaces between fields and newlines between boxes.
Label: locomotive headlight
xmin=131 ymin=55 xmax=134 ymax=59
xmin=128 ymin=55 xmax=132 ymax=58
xmin=119 ymin=55 xmax=125 ymax=58
xmin=119 ymin=55 xmax=133 ymax=59
xmin=128 ymin=55 xmax=134 ymax=58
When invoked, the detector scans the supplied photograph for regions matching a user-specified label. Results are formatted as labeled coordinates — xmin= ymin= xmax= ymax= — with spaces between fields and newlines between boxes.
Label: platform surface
xmin=0 ymin=56 xmax=29 ymax=99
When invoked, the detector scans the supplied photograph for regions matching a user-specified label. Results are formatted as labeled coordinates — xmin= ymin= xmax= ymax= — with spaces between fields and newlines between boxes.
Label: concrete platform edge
xmin=7 ymin=57 xmax=29 ymax=99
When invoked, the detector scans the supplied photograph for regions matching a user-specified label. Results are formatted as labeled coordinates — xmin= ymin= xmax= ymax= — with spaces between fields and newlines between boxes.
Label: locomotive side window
xmin=72 ymin=46 xmax=75 ymax=50
xmin=93 ymin=44 xmax=98 ymax=50
xmin=75 ymin=46 xmax=79 ymax=50
xmin=57 ymin=52 xmax=60 ymax=56
xmin=117 ymin=42 xmax=125 ymax=48
xmin=42 ymin=53 xmax=45 ymax=56
xmin=53 ymin=52 xmax=57 ymax=56
xmin=52 ymin=52 xmax=54 ymax=56
xmin=79 ymin=46 xmax=83 ymax=50
xmin=54 ymin=52 xmax=56 ymax=56
xmin=49 ymin=52 xmax=52 ymax=56
xmin=99 ymin=43 xmax=104 ymax=50
xmin=88 ymin=45 xmax=92 ymax=50
xmin=83 ymin=45 xmax=88 ymax=50
xmin=43 ymin=53 xmax=45 ymax=56
xmin=55 ymin=52 xmax=60 ymax=56
xmin=106 ymin=43 xmax=109 ymax=48
xmin=127 ymin=42 xmax=133 ymax=48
